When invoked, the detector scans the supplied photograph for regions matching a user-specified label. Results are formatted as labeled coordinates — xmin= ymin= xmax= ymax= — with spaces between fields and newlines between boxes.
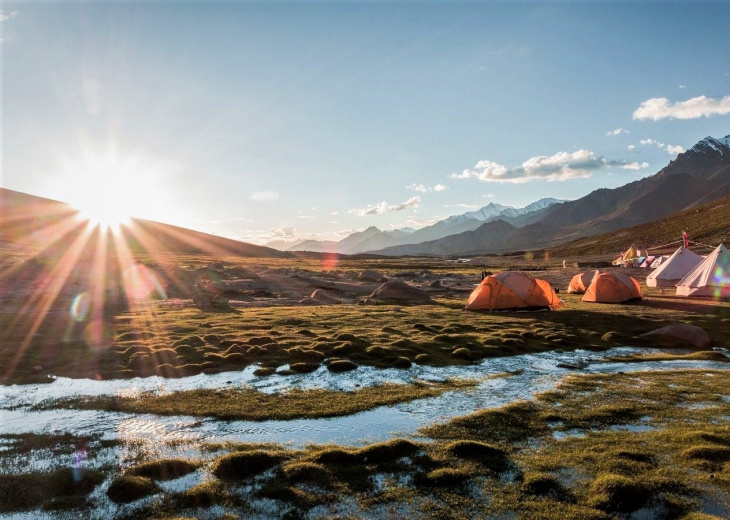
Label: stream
xmin=1 ymin=347 xmax=727 ymax=449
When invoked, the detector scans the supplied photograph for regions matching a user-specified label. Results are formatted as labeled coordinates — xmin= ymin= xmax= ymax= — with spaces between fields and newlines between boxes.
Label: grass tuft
xmin=126 ymin=459 xmax=197 ymax=481
xmin=211 ymin=450 xmax=289 ymax=480
xmin=106 ymin=475 xmax=160 ymax=504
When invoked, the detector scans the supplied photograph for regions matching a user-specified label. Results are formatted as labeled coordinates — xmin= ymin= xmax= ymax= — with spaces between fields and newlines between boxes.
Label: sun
xmin=76 ymin=200 xmax=131 ymax=232
xmin=72 ymin=171 xmax=134 ymax=232
xmin=61 ymin=152 xmax=152 ymax=232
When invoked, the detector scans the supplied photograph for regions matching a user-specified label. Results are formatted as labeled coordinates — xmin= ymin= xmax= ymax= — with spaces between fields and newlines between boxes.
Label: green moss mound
xmin=682 ymin=445 xmax=730 ymax=462
xmin=281 ymin=462 xmax=332 ymax=485
xmin=289 ymin=362 xmax=320 ymax=373
xmin=173 ymin=481 xmax=228 ymax=508
xmin=588 ymin=474 xmax=650 ymax=513
xmin=416 ymin=467 xmax=470 ymax=487
xmin=212 ymin=450 xmax=289 ymax=480
xmin=0 ymin=468 xmax=102 ymax=512
xmin=126 ymin=459 xmax=197 ymax=481
xmin=326 ymin=359 xmax=358 ymax=373
xmin=357 ymin=439 xmax=421 ymax=463
xmin=106 ymin=475 xmax=160 ymax=504
xmin=445 ymin=440 xmax=510 ymax=471
xmin=521 ymin=472 xmax=570 ymax=498
xmin=309 ymin=448 xmax=360 ymax=466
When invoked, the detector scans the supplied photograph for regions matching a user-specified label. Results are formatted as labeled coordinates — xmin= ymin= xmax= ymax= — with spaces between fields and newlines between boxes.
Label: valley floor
xmin=1 ymin=254 xmax=730 ymax=519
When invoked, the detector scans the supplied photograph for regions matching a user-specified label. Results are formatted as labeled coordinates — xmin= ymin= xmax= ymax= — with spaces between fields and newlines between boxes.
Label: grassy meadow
xmin=1 ymin=252 xmax=730 ymax=518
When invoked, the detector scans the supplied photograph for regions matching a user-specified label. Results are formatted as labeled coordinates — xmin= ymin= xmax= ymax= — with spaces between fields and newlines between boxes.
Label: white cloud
xmin=621 ymin=161 xmax=650 ymax=171
xmin=349 ymin=196 xmax=421 ymax=216
xmin=450 ymin=150 xmax=631 ymax=183
xmin=0 ymin=10 xmax=18 ymax=22
xmin=269 ymin=226 xmax=295 ymax=238
xmin=633 ymin=95 xmax=730 ymax=120
xmin=627 ymin=145 xmax=636 ymax=151
xmin=250 ymin=191 xmax=279 ymax=201
xmin=329 ymin=211 xmax=339 ymax=215
xmin=482 ymin=193 xmax=495 ymax=198
xmin=407 ymin=183 xmax=449 ymax=192
xmin=666 ymin=144 xmax=685 ymax=155
xmin=639 ymin=138 xmax=684 ymax=155
xmin=606 ymin=128 xmax=629 ymax=136
xmin=640 ymin=138 xmax=664 ymax=147
xmin=679 ymin=85 xmax=686 ymax=89
xmin=296 ymin=215 xmax=315 ymax=219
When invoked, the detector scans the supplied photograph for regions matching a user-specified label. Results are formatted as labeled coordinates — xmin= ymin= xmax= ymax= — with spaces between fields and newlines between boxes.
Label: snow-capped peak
xmin=443 ymin=198 xmax=566 ymax=225
xmin=692 ymin=135 xmax=730 ymax=155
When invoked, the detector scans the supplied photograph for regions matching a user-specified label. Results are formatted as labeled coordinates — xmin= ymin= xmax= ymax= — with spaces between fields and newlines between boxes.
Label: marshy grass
xmin=106 ymin=475 xmax=161 ymax=503
xmin=42 ymin=378 xmax=480 ymax=421
xmin=0 ymin=468 xmax=103 ymax=512
xmin=126 ymin=458 xmax=198 ymax=481
xmin=5 ymin=255 xmax=729 ymax=385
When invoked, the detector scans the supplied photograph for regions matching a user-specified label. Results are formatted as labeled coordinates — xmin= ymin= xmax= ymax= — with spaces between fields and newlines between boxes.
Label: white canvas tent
xmin=676 ymin=243 xmax=730 ymax=298
xmin=646 ymin=246 xmax=704 ymax=287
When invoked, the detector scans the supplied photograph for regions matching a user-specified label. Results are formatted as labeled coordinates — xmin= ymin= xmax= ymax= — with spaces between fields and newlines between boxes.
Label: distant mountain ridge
xmin=368 ymin=134 xmax=730 ymax=256
xmin=279 ymin=197 xmax=565 ymax=254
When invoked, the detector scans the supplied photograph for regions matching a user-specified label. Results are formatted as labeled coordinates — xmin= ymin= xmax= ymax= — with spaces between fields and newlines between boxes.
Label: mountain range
xmin=369 ymin=134 xmax=730 ymax=256
xmin=2 ymin=134 xmax=729 ymax=261
xmin=273 ymin=197 xmax=565 ymax=254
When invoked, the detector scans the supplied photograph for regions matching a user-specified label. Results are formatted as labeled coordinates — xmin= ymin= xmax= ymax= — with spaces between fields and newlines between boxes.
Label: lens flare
xmin=122 ymin=264 xmax=167 ymax=300
xmin=322 ymin=252 xmax=339 ymax=272
xmin=70 ymin=293 xmax=90 ymax=321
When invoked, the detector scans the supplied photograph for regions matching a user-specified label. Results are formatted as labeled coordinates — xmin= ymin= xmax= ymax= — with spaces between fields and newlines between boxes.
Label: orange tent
xmin=466 ymin=271 xmax=564 ymax=311
xmin=567 ymin=270 xmax=600 ymax=294
xmin=582 ymin=271 xmax=641 ymax=303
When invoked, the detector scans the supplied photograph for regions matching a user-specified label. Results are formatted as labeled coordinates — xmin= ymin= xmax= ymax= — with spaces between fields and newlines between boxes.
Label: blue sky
xmin=2 ymin=1 xmax=730 ymax=245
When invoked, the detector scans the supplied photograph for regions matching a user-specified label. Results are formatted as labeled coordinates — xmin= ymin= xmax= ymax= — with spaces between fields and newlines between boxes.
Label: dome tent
xmin=582 ymin=271 xmax=641 ymax=303
xmin=567 ymin=270 xmax=600 ymax=294
xmin=645 ymin=246 xmax=703 ymax=288
xmin=465 ymin=271 xmax=563 ymax=311
xmin=676 ymin=243 xmax=730 ymax=298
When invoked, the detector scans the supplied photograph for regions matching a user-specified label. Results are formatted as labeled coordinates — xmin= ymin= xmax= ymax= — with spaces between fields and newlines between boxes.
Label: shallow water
xmin=2 ymin=348 xmax=730 ymax=520
xmin=1 ymin=347 xmax=726 ymax=449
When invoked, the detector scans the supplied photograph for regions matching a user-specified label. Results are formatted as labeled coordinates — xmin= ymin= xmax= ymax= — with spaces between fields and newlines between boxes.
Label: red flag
xmin=683 ymin=231 xmax=689 ymax=248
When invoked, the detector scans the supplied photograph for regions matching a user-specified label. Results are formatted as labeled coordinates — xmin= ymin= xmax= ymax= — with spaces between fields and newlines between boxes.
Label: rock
xmin=428 ymin=280 xmax=443 ymax=288
xmin=639 ymin=323 xmax=712 ymax=349
xmin=358 ymin=269 xmax=386 ymax=282
xmin=279 ymin=290 xmax=303 ymax=299
xmin=369 ymin=280 xmax=431 ymax=302
xmin=192 ymin=293 xmax=229 ymax=309
xmin=310 ymin=289 xmax=340 ymax=304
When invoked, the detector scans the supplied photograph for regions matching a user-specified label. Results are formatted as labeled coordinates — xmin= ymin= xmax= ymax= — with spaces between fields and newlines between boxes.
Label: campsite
xmin=4 ymin=2 xmax=730 ymax=518
xmin=2 ymin=237 xmax=730 ymax=519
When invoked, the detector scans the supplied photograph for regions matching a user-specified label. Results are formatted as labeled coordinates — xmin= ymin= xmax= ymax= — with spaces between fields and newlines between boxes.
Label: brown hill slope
xmin=0 ymin=187 xmax=290 ymax=259
xmin=546 ymin=193 xmax=730 ymax=257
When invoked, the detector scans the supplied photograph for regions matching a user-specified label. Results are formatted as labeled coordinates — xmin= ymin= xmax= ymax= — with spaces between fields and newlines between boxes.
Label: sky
xmin=2 ymin=1 xmax=730 ymax=246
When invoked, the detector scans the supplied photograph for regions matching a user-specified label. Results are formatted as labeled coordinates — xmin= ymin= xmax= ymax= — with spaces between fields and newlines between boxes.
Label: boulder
xmin=639 ymin=323 xmax=712 ymax=349
xmin=369 ymin=280 xmax=431 ymax=302
xmin=429 ymin=280 xmax=443 ymax=288
xmin=310 ymin=289 xmax=340 ymax=304
xmin=279 ymin=290 xmax=303 ymax=299
xmin=358 ymin=269 xmax=386 ymax=282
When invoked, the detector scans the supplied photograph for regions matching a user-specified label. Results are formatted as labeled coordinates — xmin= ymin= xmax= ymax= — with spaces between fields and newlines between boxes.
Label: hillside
xmin=546 ymin=193 xmax=730 ymax=257
xmin=0 ymin=187 xmax=291 ymax=259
